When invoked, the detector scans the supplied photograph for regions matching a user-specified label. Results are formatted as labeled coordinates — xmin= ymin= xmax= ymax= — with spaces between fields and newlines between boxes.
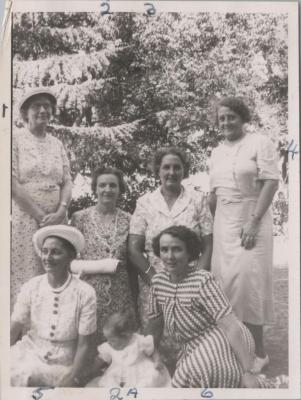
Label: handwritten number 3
xmin=100 ymin=2 xmax=112 ymax=16
xmin=144 ymin=3 xmax=156 ymax=16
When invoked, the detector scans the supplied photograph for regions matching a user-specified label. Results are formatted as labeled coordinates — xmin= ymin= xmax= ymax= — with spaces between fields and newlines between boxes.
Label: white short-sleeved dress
xmin=86 ymin=333 xmax=171 ymax=387
xmin=10 ymin=273 xmax=97 ymax=386
xmin=209 ymin=133 xmax=279 ymax=325
xmin=129 ymin=185 xmax=213 ymax=326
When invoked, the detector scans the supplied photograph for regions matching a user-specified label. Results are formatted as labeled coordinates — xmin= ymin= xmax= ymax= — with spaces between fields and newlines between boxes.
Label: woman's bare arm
xmin=241 ymin=179 xmax=278 ymax=249
xmin=128 ymin=234 xmax=156 ymax=285
xmin=10 ymin=320 xmax=23 ymax=346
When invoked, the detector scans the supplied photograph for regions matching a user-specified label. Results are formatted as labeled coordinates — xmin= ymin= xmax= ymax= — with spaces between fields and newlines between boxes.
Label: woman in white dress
xmin=10 ymin=225 xmax=97 ymax=387
xmin=209 ymin=97 xmax=279 ymax=373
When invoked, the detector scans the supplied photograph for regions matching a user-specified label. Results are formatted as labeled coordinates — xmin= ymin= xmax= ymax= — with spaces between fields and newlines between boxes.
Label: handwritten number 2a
xmin=201 ymin=388 xmax=214 ymax=398
xmin=100 ymin=2 xmax=112 ymax=16
xmin=144 ymin=3 xmax=156 ymax=16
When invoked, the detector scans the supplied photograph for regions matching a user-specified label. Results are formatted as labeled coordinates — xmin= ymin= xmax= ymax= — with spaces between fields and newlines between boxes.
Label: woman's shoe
xmin=251 ymin=355 xmax=269 ymax=374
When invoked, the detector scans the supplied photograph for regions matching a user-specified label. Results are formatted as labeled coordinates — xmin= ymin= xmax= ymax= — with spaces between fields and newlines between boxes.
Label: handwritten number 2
xmin=100 ymin=2 xmax=112 ymax=16
xmin=201 ymin=388 xmax=214 ymax=398
xmin=144 ymin=3 xmax=156 ymax=16
xmin=110 ymin=388 xmax=123 ymax=400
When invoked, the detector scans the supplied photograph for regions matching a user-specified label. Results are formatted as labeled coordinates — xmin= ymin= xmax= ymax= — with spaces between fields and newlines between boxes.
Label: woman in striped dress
xmin=147 ymin=225 xmax=275 ymax=388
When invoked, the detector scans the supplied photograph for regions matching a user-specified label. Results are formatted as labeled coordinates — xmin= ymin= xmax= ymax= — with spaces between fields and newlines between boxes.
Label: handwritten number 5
xmin=32 ymin=387 xmax=54 ymax=400
xmin=201 ymin=388 xmax=214 ymax=398
xmin=144 ymin=3 xmax=156 ymax=16
xmin=100 ymin=2 xmax=112 ymax=16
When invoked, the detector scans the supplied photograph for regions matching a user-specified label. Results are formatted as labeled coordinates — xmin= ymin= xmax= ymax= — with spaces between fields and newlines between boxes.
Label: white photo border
xmin=0 ymin=1 xmax=300 ymax=399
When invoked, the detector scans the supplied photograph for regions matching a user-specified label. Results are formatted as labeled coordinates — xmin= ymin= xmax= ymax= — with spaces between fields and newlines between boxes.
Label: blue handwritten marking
xmin=110 ymin=387 xmax=123 ymax=400
xmin=144 ymin=2 xmax=156 ymax=16
xmin=201 ymin=388 xmax=214 ymax=398
xmin=287 ymin=139 xmax=299 ymax=160
xmin=100 ymin=1 xmax=112 ymax=16
xmin=127 ymin=388 xmax=138 ymax=398
xmin=32 ymin=387 xmax=55 ymax=400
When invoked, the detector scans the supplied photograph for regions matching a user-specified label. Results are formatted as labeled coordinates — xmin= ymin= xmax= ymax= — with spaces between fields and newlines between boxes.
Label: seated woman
xmin=147 ymin=225 xmax=283 ymax=388
xmin=10 ymin=225 xmax=97 ymax=387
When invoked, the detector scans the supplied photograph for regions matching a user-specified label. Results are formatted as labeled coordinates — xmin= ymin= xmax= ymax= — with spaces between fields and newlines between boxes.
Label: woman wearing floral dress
xmin=12 ymin=89 xmax=72 ymax=309
xmin=71 ymin=166 xmax=135 ymax=345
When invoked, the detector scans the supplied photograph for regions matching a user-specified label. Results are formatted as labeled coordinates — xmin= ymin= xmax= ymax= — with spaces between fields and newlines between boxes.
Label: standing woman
xmin=12 ymin=89 xmax=72 ymax=309
xmin=71 ymin=166 xmax=135 ymax=345
xmin=129 ymin=147 xmax=213 ymax=328
xmin=209 ymin=97 xmax=279 ymax=373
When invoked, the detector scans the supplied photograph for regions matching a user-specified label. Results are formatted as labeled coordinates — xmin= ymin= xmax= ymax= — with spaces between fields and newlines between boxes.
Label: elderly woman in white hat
xmin=10 ymin=225 xmax=97 ymax=387
xmin=12 ymin=88 xmax=72 ymax=309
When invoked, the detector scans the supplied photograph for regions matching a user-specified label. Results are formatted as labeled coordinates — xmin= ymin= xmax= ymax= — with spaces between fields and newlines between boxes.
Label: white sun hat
xmin=33 ymin=225 xmax=85 ymax=256
xmin=18 ymin=88 xmax=57 ymax=113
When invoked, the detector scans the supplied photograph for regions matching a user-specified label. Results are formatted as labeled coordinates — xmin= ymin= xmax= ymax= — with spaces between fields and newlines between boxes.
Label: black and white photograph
xmin=0 ymin=1 xmax=300 ymax=399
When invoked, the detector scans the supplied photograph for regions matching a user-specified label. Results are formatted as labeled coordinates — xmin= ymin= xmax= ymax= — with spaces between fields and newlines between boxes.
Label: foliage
xmin=13 ymin=11 xmax=289 ymax=215
xmin=273 ymin=195 xmax=288 ymax=236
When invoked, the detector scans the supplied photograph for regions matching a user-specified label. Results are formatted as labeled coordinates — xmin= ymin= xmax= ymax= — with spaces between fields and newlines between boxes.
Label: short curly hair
xmin=216 ymin=97 xmax=251 ymax=124
xmin=152 ymin=225 xmax=202 ymax=262
xmin=152 ymin=147 xmax=190 ymax=179
xmin=91 ymin=166 xmax=127 ymax=196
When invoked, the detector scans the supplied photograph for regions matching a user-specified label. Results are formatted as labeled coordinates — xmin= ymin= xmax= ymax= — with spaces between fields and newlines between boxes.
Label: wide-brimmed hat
xmin=19 ymin=88 xmax=57 ymax=113
xmin=33 ymin=225 xmax=85 ymax=256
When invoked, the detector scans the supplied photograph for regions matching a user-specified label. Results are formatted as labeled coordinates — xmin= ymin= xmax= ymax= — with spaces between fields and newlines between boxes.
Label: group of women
xmin=11 ymin=89 xmax=280 ymax=388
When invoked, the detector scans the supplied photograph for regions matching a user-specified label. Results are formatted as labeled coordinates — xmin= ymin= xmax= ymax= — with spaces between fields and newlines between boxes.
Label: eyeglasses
xmin=29 ymin=102 xmax=53 ymax=111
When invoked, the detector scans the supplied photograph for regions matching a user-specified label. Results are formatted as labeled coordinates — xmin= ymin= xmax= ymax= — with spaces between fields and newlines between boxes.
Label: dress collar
xmin=151 ymin=185 xmax=191 ymax=218
xmin=46 ymin=272 xmax=73 ymax=293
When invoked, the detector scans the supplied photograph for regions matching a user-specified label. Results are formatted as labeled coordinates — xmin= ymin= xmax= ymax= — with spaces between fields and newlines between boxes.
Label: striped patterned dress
xmin=149 ymin=268 xmax=255 ymax=388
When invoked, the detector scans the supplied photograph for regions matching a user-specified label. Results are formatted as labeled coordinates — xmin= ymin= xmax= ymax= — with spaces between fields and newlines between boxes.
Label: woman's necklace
xmin=93 ymin=207 xmax=119 ymax=258
xmin=48 ymin=272 xmax=72 ymax=293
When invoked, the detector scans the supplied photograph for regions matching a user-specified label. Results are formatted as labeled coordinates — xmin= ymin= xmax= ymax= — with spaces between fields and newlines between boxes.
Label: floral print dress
xmin=12 ymin=128 xmax=71 ymax=310
xmin=71 ymin=206 xmax=135 ymax=344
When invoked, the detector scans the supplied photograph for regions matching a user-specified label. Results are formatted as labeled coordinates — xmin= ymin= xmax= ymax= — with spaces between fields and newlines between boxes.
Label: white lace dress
xmin=86 ymin=333 xmax=171 ymax=387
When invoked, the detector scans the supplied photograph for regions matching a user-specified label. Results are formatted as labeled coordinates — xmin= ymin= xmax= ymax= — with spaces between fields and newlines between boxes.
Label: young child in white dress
xmin=86 ymin=310 xmax=171 ymax=387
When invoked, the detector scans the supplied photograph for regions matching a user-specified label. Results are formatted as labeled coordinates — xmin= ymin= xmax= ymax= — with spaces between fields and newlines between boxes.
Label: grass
xmin=264 ymin=266 xmax=288 ymax=378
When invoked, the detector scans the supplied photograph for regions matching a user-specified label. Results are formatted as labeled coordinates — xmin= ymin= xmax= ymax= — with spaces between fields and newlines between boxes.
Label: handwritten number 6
xmin=144 ymin=3 xmax=156 ymax=16
xmin=100 ymin=2 xmax=112 ymax=16
xmin=201 ymin=388 xmax=214 ymax=398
